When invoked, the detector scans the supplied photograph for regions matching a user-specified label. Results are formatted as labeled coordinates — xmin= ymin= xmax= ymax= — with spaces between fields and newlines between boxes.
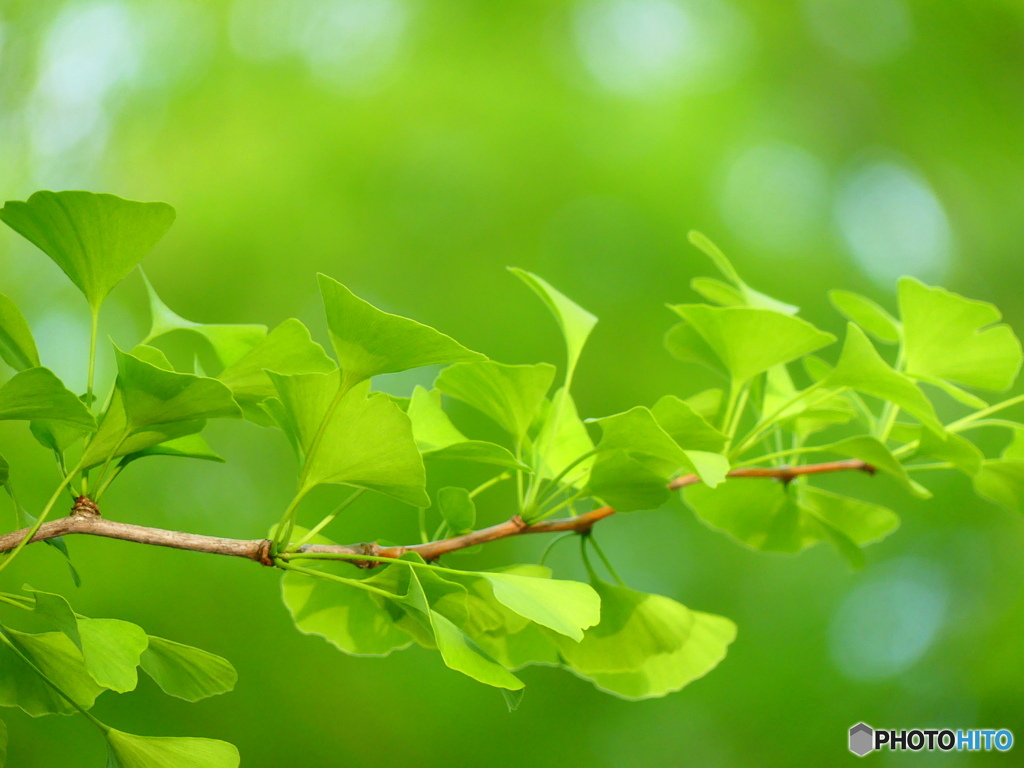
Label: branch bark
xmin=0 ymin=459 xmax=873 ymax=568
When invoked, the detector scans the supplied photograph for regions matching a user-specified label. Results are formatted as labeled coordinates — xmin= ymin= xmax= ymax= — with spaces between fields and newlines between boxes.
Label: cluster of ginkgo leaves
xmin=0 ymin=192 xmax=1022 ymax=767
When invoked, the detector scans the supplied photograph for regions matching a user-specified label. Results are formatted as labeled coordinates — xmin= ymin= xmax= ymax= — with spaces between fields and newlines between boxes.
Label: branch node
xmin=71 ymin=496 xmax=100 ymax=518
xmin=355 ymin=542 xmax=383 ymax=569
xmin=255 ymin=539 xmax=275 ymax=567
xmin=510 ymin=514 xmax=527 ymax=532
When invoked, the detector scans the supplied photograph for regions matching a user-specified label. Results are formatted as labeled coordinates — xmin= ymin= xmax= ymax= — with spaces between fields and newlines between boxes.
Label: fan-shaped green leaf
xmin=0 ymin=368 xmax=95 ymax=429
xmin=26 ymin=588 xmax=147 ymax=693
xmin=217 ymin=318 xmax=334 ymax=423
xmin=139 ymin=636 xmax=237 ymax=702
xmin=684 ymin=481 xmax=898 ymax=556
xmin=475 ymin=571 xmax=600 ymax=642
xmin=269 ymin=371 xmax=427 ymax=506
xmin=0 ymin=629 xmax=104 ymax=716
xmin=105 ymin=729 xmax=239 ymax=768
xmin=829 ymin=290 xmax=900 ymax=344
xmin=900 ymin=277 xmax=1022 ymax=391
xmin=435 ymin=361 xmax=555 ymax=441
xmin=651 ymin=395 xmax=727 ymax=452
xmin=664 ymin=322 xmax=726 ymax=376
xmin=0 ymin=191 xmax=175 ymax=311
xmin=318 ymin=274 xmax=484 ymax=389
xmin=824 ymin=324 xmax=943 ymax=433
xmin=668 ymin=305 xmax=834 ymax=383
xmin=688 ymin=231 xmax=798 ymax=315
xmin=508 ymin=268 xmax=597 ymax=384
xmin=437 ymin=487 xmax=476 ymax=533
xmin=407 ymin=387 xmax=528 ymax=471
xmin=142 ymin=274 xmax=266 ymax=370
xmin=120 ymin=434 xmax=224 ymax=467
xmin=0 ymin=294 xmax=39 ymax=371
xmin=554 ymin=577 xmax=735 ymax=699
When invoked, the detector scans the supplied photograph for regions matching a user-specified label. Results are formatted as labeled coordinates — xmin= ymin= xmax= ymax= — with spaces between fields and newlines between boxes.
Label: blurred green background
xmin=2 ymin=0 xmax=1024 ymax=764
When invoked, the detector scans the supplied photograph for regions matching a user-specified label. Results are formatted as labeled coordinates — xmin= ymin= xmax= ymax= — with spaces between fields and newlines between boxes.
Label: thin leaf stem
xmin=0 ymin=469 xmax=77 ymax=574
xmin=290 ymin=488 xmax=366 ymax=550
xmin=588 ymin=535 xmax=625 ymax=586
xmin=947 ymin=393 xmax=1024 ymax=431
xmin=469 ymin=472 xmax=511 ymax=500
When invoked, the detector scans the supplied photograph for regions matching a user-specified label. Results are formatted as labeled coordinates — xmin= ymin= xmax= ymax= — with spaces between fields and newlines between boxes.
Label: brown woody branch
xmin=0 ymin=460 xmax=873 ymax=568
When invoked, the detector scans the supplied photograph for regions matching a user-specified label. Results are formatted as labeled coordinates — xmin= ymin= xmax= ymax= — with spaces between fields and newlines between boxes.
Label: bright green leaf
xmin=217 ymin=318 xmax=334 ymax=423
xmin=973 ymin=460 xmax=1024 ymax=513
xmin=269 ymin=371 xmax=428 ymax=506
xmin=475 ymin=571 xmax=600 ymax=642
xmin=534 ymin=388 xmax=594 ymax=488
xmin=0 ymin=629 xmax=104 ymax=716
xmin=142 ymin=273 xmax=267 ymax=370
xmin=437 ymin=487 xmax=476 ymax=533
xmin=318 ymin=274 xmax=484 ymax=389
xmin=651 ymin=395 xmax=727 ymax=452
xmin=435 ymin=361 xmax=555 ymax=441
xmin=0 ymin=368 xmax=95 ymax=429
xmin=668 ymin=305 xmax=835 ymax=384
xmin=105 ymin=729 xmax=239 ymax=768
xmin=0 ymin=191 xmax=175 ymax=311
xmin=26 ymin=588 xmax=147 ymax=693
xmin=140 ymin=636 xmax=237 ymax=702
xmin=829 ymin=290 xmax=900 ymax=344
xmin=824 ymin=324 xmax=943 ymax=433
xmin=0 ymin=294 xmax=40 ymax=371
xmin=407 ymin=387 xmax=528 ymax=472
xmin=688 ymin=231 xmax=798 ymax=315
xmin=900 ymin=277 xmax=1022 ymax=391
xmin=554 ymin=577 xmax=735 ymax=699
xmin=664 ymin=322 xmax=726 ymax=376
xmin=508 ymin=268 xmax=597 ymax=384
xmin=690 ymin=277 xmax=744 ymax=307
xmin=120 ymin=434 xmax=224 ymax=467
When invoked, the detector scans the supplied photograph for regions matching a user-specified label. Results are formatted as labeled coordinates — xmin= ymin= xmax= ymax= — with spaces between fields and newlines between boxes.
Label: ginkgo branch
xmin=0 ymin=459 xmax=873 ymax=568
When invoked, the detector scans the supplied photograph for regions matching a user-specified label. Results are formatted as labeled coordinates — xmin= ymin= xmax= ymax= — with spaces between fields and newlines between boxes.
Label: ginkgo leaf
xmin=217 ymin=318 xmax=334 ymax=421
xmin=0 ymin=294 xmax=40 ymax=370
xmin=0 ymin=191 xmax=175 ymax=311
xmin=664 ymin=322 xmax=726 ymax=376
xmin=105 ymin=729 xmax=239 ymax=768
xmin=120 ymin=434 xmax=225 ymax=467
xmin=140 ymin=636 xmax=237 ymax=702
xmin=114 ymin=347 xmax=241 ymax=431
xmin=269 ymin=371 xmax=428 ymax=506
xmin=26 ymin=588 xmax=148 ymax=693
xmin=437 ymin=487 xmax=476 ymax=533
xmin=824 ymin=324 xmax=943 ymax=433
xmin=534 ymin=388 xmax=594 ymax=488
xmin=0 ymin=368 xmax=95 ymax=429
xmin=688 ymin=231 xmax=798 ymax=315
xmin=554 ymin=576 xmax=735 ymax=699
xmin=829 ymin=290 xmax=900 ymax=344
xmin=668 ymin=305 xmax=835 ymax=384
xmin=651 ymin=395 xmax=727 ymax=453
xmin=973 ymin=460 xmax=1024 ymax=513
xmin=142 ymin=273 xmax=267 ymax=371
xmin=684 ymin=481 xmax=898 ymax=556
xmin=900 ymin=277 xmax=1022 ymax=391
xmin=318 ymin=274 xmax=484 ymax=389
xmin=397 ymin=565 xmax=524 ymax=690
xmin=508 ymin=268 xmax=597 ymax=384
xmin=0 ymin=629 xmax=104 ymax=716
xmin=435 ymin=361 xmax=555 ymax=441
xmin=406 ymin=387 xmax=528 ymax=472
xmin=473 ymin=571 xmax=600 ymax=642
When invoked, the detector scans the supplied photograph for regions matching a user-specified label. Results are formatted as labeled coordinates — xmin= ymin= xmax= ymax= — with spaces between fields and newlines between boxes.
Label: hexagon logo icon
xmin=849 ymin=723 xmax=874 ymax=756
